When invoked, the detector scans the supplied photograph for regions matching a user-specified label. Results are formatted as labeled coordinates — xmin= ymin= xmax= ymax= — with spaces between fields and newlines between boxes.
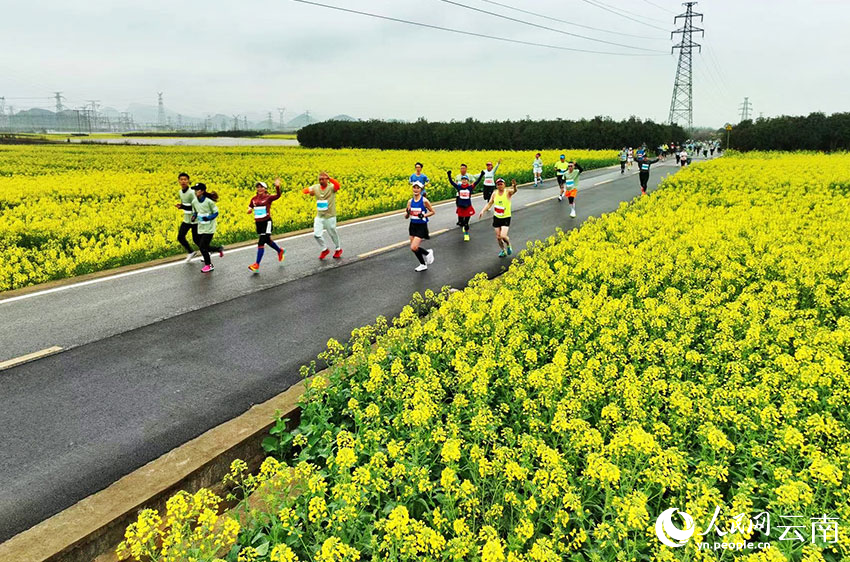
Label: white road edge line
xmin=357 ymin=228 xmax=450 ymax=258
xmin=525 ymin=195 xmax=558 ymax=207
xmin=594 ymin=179 xmax=614 ymax=186
xmin=0 ymin=346 xmax=63 ymax=371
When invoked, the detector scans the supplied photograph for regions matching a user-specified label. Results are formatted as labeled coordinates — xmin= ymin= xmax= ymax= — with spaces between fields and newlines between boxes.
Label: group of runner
xmin=176 ymin=146 xmax=686 ymax=274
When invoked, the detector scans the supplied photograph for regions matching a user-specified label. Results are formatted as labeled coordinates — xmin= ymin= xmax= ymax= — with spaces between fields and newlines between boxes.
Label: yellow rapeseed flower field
xmin=119 ymin=152 xmax=850 ymax=561
xmin=0 ymin=145 xmax=615 ymax=292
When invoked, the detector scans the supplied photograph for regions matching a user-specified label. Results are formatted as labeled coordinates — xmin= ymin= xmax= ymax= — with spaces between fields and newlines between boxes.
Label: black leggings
xmin=459 ymin=215 xmax=471 ymax=231
xmin=197 ymin=233 xmax=222 ymax=265
xmin=620 ymin=161 xmax=626 ymax=172
xmin=177 ymin=222 xmax=200 ymax=253
xmin=482 ymin=186 xmax=494 ymax=204
xmin=639 ymin=172 xmax=649 ymax=188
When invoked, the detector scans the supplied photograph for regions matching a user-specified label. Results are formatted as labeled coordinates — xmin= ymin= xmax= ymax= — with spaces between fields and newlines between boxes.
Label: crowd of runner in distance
xmin=174 ymin=145 xmax=719 ymax=274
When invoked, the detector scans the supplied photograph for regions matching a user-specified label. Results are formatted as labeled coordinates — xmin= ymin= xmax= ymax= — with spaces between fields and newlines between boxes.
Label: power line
xmin=577 ymin=0 xmax=669 ymax=31
xmin=292 ymin=0 xmax=668 ymax=56
xmin=475 ymin=0 xmax=667 ymax=40
xmin=437 ymin=0 xmax=666 ymax=52
xmin=585 ymin=0 xmax=670 ymax=24
xmin=640 ymin=0 xmax=677 ymax=14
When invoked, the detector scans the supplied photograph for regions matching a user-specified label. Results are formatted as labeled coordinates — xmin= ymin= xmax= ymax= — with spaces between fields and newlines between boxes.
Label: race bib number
xmin=459 ymin=189 xmax=470 ymax=199
xmin=494 ymin=205 xmax=506 ymax=217
xmin=566 ymin=179 xmax=575 ymax=187
xmin=484 ymin=179 xmax=495 ymax=186
xmin=641 ymin=164 xmax=649 ymax=170
xmin=410 ymin=208 xmax=421 ymax=217
xmin=316 ymin=200 xmax=329 ymax=211
xmin=253 ymin=206 xmax=268 ymax=218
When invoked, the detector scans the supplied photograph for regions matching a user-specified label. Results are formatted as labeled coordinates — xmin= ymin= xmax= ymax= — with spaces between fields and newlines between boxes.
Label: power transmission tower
xmin=668 ymin=2 xmax=703 ymax=134
xmin=86 ymin=100 xmax=100 ymax=131
xmin=267 ymin=111 xmax=273 ymax=130
xmin=277 ymin=107 xmax=286 ymax=128
xmin=232 ymin=115 xmax=240 ymax=131
xmin=243 ymin=116 xmax=248 ymax=130
xmin=739 ymin=97 xmax=753 ymax=122
xmin=157 ymin=92 xmax=165 ymax=129
xmin=54 ymin=92 xmax=64 ymax=112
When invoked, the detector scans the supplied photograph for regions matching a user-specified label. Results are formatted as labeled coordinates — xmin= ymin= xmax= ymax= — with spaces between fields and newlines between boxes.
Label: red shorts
xmin=565 ymin=189 xmax=577 ymax=198
xmin=456 ymin=206 xmax=475 ymax=217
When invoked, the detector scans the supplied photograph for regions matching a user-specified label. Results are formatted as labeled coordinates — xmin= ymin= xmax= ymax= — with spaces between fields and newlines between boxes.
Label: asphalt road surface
xmin=0 ymin=158 xmax=689 ymax=541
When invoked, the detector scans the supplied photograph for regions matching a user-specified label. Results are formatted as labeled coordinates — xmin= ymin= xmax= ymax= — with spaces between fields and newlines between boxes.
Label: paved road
xmin=0 ymin=160 xmax=685 ymax=541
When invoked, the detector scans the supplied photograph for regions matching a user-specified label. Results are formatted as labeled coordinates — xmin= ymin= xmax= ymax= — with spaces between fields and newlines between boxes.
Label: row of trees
xmin=726 ymin=112 xmax=850 ymax=151
xmin=298 ymin=117 xmax=687 ymax=150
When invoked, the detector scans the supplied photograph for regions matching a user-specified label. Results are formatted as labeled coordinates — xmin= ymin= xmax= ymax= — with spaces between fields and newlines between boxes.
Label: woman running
xmin=304 ymin=172 xmax=342 ymax=260
xmin=679 ymin=148 xmax=689 ymax=167
xmin=563 ymin=161 xmax=584 ymax=218
xmin=532 ymin=153 xmax=543 ymax=185
xmin=405 ymin=182 xmax=435 ymax=272
xmin=448 ymin=169 xmax=484 ymax=241
xmin=479 ymin=178 xmax=517 ymax=258
xmin=627 ymin=148 xmax=634 ymax=170
xmin=190 ymin=183 xmax=223 ymax=273
xmin=247 ymin=179 xmax=285 ymax=272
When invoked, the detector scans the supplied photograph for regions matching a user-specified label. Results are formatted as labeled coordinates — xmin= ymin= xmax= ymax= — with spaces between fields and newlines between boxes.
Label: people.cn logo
xmin=655 ymin=508 xmax=696 ymax=548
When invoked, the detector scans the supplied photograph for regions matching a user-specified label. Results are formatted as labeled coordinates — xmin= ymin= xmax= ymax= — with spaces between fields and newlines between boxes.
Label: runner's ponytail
xmin=207 ymin=191 xmax=219 ymax=202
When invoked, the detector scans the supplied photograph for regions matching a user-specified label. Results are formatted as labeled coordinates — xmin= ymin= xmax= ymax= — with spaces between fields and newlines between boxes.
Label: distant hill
xmin=286 ymin=112 xmax=321 ymax=128
xmin=330 ymin=114 xmax=358 ymax=122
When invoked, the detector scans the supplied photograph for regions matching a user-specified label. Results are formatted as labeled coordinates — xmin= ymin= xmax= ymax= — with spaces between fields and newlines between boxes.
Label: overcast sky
xmin=2 ymin=0 xmax=847 ymax=127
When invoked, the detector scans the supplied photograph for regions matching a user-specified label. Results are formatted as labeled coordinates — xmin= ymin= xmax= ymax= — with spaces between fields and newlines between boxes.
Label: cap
xmin=495 ymin=177 xmax=505 ymax=184
xmin=486 ymin=161 xmax=493 ymax=166
xmin=560 ymin=154 xmax=566 ymax=159
xmin=255 ymin=181 xmax=268 ymax=188
xmin=411 ymin=181 xmax=424 ymax=188
xmin=192 ymin=182 xmax=207 ymax=192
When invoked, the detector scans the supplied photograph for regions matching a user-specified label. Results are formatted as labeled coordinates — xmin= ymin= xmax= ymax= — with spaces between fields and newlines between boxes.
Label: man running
xmin=619 ymin=148 xmax=628 ymax=174
xmin=562 ymin=161 xmax=584 ymax=218
xmin=532 ymin=153 xmax=543 ymax=185
xmin=304 ymin=172 xmax=343 ymax=260
xmin=479 ymin=178 xmax=517 ymax=258
xmin=480 ymin=158 xmax=501 ymax=207
xmin=405 ymin=181 xmax=435 ymax=272
xmin=555 ymin=154 xmax=569 ymax=199
xmin=636 ymin=155 xmax=660 ymax=196
xmin=175 ymin=172 xmax=201 ymax=262
xmin=247 ymin=179 xmax=285 ymax=272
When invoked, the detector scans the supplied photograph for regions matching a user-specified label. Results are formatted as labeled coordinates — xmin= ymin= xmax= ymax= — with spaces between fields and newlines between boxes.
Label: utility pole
xmin=243 ymin=116 xmax=248 ymax=130
xmin=668 ymin=2 xmax=703 ymax=134
xmin=738 ymin=97 xmax=753 ymax=122
xmin=277 ymin=107 xmax=286 ymax=128
xmin=54 ymin=92 xmax=65 ymax=112
xmin=267 ymin=111 xmax=273 ymax=130
xmin=157 ymin=92 xmax=165 ymax=129
xmin=85 ymin=100 xmax=100 ymax=131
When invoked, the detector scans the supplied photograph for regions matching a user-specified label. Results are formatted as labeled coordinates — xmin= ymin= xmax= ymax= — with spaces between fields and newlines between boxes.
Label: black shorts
xmin=556 ymin=175 xmax=565 ymax=186
xmin=492 ymin=216 xmax=511 ymax=228
xmin=408 ymin=222 xmax=430 ymax=240
xmin=255 ymin=219 xmax=273 ymax=235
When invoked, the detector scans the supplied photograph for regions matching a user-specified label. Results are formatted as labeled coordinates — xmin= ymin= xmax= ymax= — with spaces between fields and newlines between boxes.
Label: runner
xmin=479 ymin=178 xmax=517 ymax=258
xmin=532 ymin=153 xmax=544 ymax=185
xmin=674 ymin=145 xmax=681 ymax=165
xmin=190 ymin=183 xmax=223 ymax=273
xmin=627 ymin=147 xmax=634 ymax=170
xmin=679 ymin=147 xmax=689 ymax=167
xmin=555 ymin=154 xmax=569 ymax=199
xmin=562 ymin=160 xmax=584 ymax=218
xmin=247 ymin=179 xmax=285 ymax=272
xmin=304 ymin=171 xmax=343 ymax=260
xmin=175 ymin=172 xmax=201 ymax=263
xmin=453 ymin=163 xmax=475 ymax=225
xmin=619 ymin=147 xmax=628 ymax=174
xmin=405 ymin=182 xmax=435 ymax=272
xmin=448 ymin=169 xmax=484 ymax=241
xmin=409 ymin=162 xmax=430 ymax=198
xmin=636 ymin=155 xmax=660 ymax=196
xmin=480 ymin=158 xmax=502 ymax=207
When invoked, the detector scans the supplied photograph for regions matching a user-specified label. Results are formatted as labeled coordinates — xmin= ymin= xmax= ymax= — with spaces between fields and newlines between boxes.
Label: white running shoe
xmin=570 ymin=208 xmax=577 ymax=218
xmin=425 ymin=249 xmax=435 ymax=264
xmin=415 ymin=264 xmax=428 ymax=272
xmin=184 ymin=251 xmax=197 ymax=263
xmin=558 ymin=194 xmax=563 ymax=201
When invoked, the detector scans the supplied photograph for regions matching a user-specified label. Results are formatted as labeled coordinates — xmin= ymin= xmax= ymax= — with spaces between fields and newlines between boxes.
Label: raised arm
xmin=270 ymin=177 xmax=283 ymax=200
xmin=471 ymin=170 xmax=485 ymax=189
xmin=508 ymin=178 xmax=518 ymax=196
xmin=447 ymin=170 xmax=459 ymax=189
xmin=329 ymin=177 xmax=341 ymax=192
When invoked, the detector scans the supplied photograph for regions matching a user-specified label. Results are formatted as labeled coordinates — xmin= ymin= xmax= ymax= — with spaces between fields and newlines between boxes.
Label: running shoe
xmin=463 ymin=232 xmax=470 ymax=242
xmin=498 ymin=250 xmax=507 ymax=258
xmin=415 ymin=264 xmax=428 ymax=272
xmin=425 ymin=249 xmax=435 ymax=264
xmin=558 ymin=195 xmax=563 ymax=201
xmin=248 ymin=263 xmax=260 ymax=272
xmin=278 ymin=248 xmax=286 ymax=262
xmin=319 ymin=248 xmax=331 ymax=260
xmin=506 ymin=245 xmax=513 ymax=255
xmin=333 ymin=248 xmax=343 ymax=259
xmin=218 ymin=248 xmax=225 ymax=258
xmin=570 ymin=208 xmax=577 ymax=218
xmin=184 ymin=251 xmax=197 ymax=263
xmin=201 ymin=264 xmax=214 ymax=273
